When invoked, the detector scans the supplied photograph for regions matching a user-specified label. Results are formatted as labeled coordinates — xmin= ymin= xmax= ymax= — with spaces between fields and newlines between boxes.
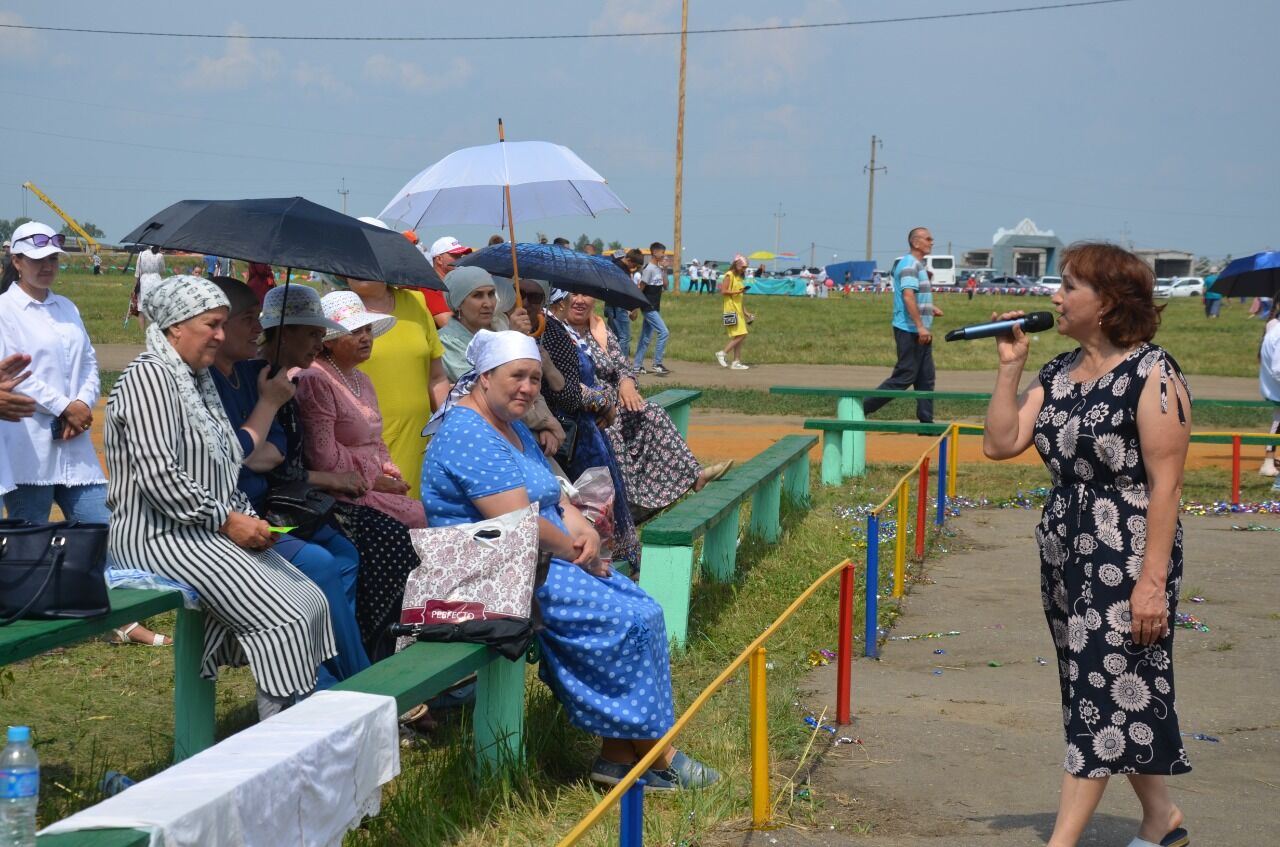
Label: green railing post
xmin=474 ymin=652 xmax=526 ymax=770
xmin=820 ymin=431 xmax=843 ymax=486
xmin=638 ymin=545 xmax=696 ymax=648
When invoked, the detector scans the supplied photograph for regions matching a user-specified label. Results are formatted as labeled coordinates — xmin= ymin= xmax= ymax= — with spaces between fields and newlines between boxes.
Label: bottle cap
xmin=6 ymin=726 xmax=30 ymax=743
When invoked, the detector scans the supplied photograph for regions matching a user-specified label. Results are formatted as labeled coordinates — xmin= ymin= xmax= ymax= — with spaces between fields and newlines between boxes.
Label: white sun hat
xmin=9 ymin=221 xmax=68 ymax=260
xmin=260 ymin=285 xmax=347 ymax=334
xmin=320 ymin=290 xmax=397 ymax=342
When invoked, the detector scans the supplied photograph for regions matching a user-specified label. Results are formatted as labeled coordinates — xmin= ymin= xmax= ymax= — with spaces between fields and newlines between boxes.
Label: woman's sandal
xmin=1126 ymin=827 xmax=1189 ymax=847
xmin=109 ymin=622 xmax=173 ymax=647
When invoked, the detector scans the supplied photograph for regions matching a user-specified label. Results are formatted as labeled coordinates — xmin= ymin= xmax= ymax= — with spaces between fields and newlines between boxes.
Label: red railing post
xmin=836 ymin=562 xmax=855 ymax=724
xmin=915 ymin=458 xmax=929 ymax=560
xmin=1231 ymin=435 xmax=1241 ymax=506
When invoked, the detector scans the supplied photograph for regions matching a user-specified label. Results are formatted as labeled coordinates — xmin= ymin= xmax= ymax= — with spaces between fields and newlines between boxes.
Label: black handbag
xmin=0 ymin=519 xmax=110 ymax=625
xmin=263 ymin=481 xmax=336 ymax=540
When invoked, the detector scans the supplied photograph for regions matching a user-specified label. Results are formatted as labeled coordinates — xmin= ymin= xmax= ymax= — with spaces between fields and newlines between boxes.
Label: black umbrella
xmin=456 ymin=242 xmax=648 ymax=311
xmin=1209 ymin=252 xmax=1280 ymax=299
xmin=119 ymin=196 xmax=443 ymax=290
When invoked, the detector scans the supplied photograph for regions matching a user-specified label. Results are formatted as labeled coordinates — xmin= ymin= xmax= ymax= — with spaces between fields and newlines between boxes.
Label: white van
xmin=925 ymin=254 xmax=956 ymax=288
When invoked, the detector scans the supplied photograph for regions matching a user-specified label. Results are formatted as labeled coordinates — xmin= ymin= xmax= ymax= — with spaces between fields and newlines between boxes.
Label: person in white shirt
xmin=1 ymin=224 xmax=173 ymax=646
xmin=1258 ymin=302 xmax=1280 ymax=481
xmin=0 ymin=352 xmax=36 ymax=497
xmin=132 ymin=245 xmax=167 ymax=328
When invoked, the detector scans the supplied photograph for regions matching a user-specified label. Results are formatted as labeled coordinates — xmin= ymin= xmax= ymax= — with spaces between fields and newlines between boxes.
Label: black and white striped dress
xmin=104 ymin=354 xmax=336 ymax=698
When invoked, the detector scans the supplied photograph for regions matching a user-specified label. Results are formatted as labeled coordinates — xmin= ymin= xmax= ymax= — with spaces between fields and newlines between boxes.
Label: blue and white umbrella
xmin=457 ymin=242 xmax=649 ymax=312
xmin=1211 ymin=251 xmax=1280 ymax=299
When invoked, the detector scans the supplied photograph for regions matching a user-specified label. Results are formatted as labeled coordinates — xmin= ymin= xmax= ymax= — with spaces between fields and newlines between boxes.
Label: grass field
xmin=50 ymin=266 xmax=1272 ymax=377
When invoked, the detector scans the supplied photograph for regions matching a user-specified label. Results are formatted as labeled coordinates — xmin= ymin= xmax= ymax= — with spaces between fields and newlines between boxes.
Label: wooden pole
xmin=672 ymin=0 xmax=689 ymax=296
xmin=498 ymin=118 xmax=522 ymax=308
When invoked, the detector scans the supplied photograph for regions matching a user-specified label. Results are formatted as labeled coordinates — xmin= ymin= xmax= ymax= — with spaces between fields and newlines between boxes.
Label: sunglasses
xmin=17 ymin=233 xmax=65 ymax=249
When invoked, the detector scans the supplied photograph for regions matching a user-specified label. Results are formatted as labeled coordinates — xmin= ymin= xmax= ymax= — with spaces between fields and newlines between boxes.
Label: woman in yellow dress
xmin=345 ymin=277 xmax=450 ymax=500
xmin=715 ymin=254 xmax=753 ymax=371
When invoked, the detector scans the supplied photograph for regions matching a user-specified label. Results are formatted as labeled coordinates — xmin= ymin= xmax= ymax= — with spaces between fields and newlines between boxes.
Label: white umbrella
xmin=379 ymin=120 xmax=628 ymax=316
xmin=379 ymin=131 xmax=629 ymax=231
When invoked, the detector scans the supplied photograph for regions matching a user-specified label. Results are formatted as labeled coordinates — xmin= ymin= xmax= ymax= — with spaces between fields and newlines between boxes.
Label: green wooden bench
xmin=37 ymin=642 xmax=527 ymax=846
xmin=648 ymin=388 xmax=702 ymax=438
xmin=334 ymin=640 xmax=525 ymax=769
xmin=0 ymin=589 xmax=214 ymax=764
xmin=803 ymin=419 xmax=951 ymax=485
xmin=776 ymin=385 xmax=1278 ymax=480
xmin=771 ymin=387 xmax=989 ymax=478
xmin=639 ymin=434 xmax=817 ymax=647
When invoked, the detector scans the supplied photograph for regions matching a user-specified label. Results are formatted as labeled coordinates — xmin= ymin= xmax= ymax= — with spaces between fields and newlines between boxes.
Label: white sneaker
xmin=715 ymin=351 xmax=728 ymax=368
xmin=730 ymin=361 xmax=750 ymax=370
xmin=1261 ymin=458 xmax=1279 ymax=477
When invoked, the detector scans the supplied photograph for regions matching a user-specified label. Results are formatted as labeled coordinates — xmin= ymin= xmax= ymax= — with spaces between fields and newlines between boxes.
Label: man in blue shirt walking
xmin=863 ymin=227 xmax=945 ymax=423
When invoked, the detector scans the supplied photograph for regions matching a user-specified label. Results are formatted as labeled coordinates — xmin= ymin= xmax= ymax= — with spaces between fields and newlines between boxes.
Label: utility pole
xmin=864 ymin=135 xmax=886 ymax=261
xmin=773 ymin=202 xmax=786 ymax=273
xmin=338 ymin=178 xmax=349 ymax=215
xmin=672 ymin=0 xmax=689 ymax=294
xmin=809 ymin=242 xmax=816 ymax=268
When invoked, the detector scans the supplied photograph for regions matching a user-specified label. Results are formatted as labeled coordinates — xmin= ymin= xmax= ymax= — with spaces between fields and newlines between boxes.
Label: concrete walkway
xmin=707 ymin=508 xmax=1280 ymax=846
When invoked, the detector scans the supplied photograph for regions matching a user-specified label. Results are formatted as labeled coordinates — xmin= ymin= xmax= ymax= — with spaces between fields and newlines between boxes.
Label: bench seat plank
xmin=0 ymin=589 xmax=182 ymax=666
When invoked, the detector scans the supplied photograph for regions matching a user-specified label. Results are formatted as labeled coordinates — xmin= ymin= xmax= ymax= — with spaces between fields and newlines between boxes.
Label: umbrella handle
xmin=499 ymin=117 xmax=521 ymax=307
xmin=530 ymin=311 xmax=545 ymax=339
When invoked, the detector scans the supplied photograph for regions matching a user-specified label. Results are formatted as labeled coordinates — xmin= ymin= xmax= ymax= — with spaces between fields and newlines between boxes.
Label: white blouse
xmin=0 ymin=285 xmax=106 ymax=486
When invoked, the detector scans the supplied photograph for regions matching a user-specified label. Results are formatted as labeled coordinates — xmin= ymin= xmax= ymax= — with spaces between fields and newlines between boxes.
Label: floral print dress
xmin=581 ymin=326 xmax=702 ymax=514
xmin=1033 ymin=343 xmax=1192 ymax=778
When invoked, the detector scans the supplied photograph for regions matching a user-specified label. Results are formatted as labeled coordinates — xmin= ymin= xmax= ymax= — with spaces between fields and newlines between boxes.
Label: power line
xmin=0 ymin=1 xmax=1135 ymax=42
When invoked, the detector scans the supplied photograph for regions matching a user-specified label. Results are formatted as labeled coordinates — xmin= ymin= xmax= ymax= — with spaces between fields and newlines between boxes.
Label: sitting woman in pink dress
xmin=294 ymin=292 xmax=427 ymax=529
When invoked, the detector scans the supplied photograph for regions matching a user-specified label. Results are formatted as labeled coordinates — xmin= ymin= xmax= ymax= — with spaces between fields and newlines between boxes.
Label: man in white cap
xmin=425 ymin=236 xmax=473 ymax=329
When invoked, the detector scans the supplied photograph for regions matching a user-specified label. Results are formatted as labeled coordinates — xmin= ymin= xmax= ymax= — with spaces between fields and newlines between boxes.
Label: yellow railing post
xmin=893 ymin=484 xmax=908 ymax=597
xmin=947 ymin=423 xmax=958 ymax=499
xmin=749 ymin=646 xmax=770 ymax=828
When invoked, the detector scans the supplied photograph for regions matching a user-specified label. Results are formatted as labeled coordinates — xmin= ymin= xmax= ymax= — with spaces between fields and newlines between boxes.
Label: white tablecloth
xmin=40 ymin=690 xmax=400 ymax=847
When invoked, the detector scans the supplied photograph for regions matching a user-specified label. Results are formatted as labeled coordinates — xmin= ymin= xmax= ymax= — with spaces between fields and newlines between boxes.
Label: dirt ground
xmin=705 ymin=508 xmax=1280 ymax=847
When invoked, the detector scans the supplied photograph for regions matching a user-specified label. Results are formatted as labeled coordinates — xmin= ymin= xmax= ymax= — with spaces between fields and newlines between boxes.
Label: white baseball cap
xmin=9 ymin=221 xmax=68 ymax=260
xmin=428 ymin=236 xmax=473 ymax=261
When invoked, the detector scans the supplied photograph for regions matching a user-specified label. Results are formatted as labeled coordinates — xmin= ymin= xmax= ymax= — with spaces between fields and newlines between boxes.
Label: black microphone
xmin=944 ymin=311 xmax=1055 ymax=342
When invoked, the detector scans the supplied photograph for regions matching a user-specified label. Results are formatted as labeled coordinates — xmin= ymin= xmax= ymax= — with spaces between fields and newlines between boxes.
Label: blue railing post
xmin=619 ymin=780 xmax=644 ymax=847
xmin=865 ymin=514 xmax=880 ymax=658
xmin=936 ymin=436 xmax=948 ymax=527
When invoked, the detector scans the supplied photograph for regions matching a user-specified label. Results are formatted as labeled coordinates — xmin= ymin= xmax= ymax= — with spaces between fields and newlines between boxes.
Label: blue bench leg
xmin=702 ymin=506 xmax=740 ymax=582
xmin=668 ymin=403 xmax=691 ymax=439
xmin=838 ymin=397 xmax=867 ymax=477
xmin=639 ymin=544 xmax=695 ymax=649
xmin=821 ymin=431 xmax=842 ymax=487
xmin=474 ymin=653 xmax=526 ymax=770
xmin=784 ymin=454 xmax=812 ymax=507
xmin=173 ymin=607 xmax=215 ymax=762
xmin=749 ymin=475 xmax=782 ymax=543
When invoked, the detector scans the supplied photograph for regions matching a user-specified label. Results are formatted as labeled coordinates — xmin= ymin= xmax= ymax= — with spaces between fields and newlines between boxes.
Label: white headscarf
xmin=422 ymin=329 xmax=541 ymax=436
xmin=142 ymin=275 xmax=243 ymax=465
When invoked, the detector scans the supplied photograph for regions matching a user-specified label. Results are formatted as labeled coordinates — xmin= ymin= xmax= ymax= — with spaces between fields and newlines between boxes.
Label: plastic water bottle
xmin=0 ymin=726 xmax=38 ymax=847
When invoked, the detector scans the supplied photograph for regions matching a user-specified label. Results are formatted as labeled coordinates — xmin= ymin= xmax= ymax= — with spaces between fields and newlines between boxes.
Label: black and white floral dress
xmin=1033 ymin=343 xmax=1192 ymax=778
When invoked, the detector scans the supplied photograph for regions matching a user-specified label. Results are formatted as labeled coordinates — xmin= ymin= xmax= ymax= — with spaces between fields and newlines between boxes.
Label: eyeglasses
xmin=17 ymin=233 xmax=65 ymax=249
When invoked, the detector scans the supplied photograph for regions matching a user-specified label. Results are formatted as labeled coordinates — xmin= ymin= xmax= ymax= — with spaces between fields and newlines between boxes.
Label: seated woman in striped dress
xmin=105 ymin=276 xmax=335 ymax=720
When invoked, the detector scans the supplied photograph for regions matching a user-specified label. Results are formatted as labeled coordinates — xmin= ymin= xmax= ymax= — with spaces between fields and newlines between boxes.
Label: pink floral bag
xmin=396 ymin=505 xmax=540 ymax=659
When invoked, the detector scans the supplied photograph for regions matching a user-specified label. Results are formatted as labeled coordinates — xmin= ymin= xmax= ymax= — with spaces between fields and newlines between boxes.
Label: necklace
xmin=323 ymin=352 xmax=361 ymax=398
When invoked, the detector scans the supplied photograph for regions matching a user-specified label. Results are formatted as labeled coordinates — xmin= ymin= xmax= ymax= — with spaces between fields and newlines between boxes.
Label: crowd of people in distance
xmin=0 ymin=220 xmax=747 ymax=791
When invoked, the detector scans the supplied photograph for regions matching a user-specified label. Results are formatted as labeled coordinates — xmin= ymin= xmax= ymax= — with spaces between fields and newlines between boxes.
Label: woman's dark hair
xmin=1060 ymin=241 xmax=1163 ymax=347
xmin=0 ymin=258 xmax=17 ymax=294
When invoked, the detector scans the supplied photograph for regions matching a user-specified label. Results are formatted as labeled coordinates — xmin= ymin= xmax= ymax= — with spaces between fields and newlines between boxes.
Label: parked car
xmin=1155 ymin=276 xmax=1204 ymax=297
xmin=1034 ymin=275 xmax=1062 ymax=293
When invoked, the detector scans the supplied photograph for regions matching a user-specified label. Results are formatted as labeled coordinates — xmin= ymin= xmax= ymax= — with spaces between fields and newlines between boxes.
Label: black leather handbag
xmin=263 ymin=481 xmax=336 ymax=540
xmin=0 ymin=519 xmax=110 ymax=625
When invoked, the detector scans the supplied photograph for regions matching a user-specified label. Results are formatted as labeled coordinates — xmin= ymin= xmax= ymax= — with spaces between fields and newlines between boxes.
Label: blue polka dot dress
xmin=422 ymin=407 xmax=676 ymax=739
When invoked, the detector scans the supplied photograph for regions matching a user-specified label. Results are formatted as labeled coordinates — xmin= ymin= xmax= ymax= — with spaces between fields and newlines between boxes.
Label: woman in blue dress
xmin=421 ymin=330 xmax=718 ymax=791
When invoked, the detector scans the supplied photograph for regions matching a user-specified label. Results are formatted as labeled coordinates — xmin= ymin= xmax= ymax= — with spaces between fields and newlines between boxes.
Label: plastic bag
xmin=570 ymin=466 xmax=616 ymax=546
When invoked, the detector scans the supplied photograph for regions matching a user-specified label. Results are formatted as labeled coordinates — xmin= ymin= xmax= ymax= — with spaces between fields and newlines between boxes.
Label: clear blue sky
xmin=1 ymin=0 xmax=1274 ymax=267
